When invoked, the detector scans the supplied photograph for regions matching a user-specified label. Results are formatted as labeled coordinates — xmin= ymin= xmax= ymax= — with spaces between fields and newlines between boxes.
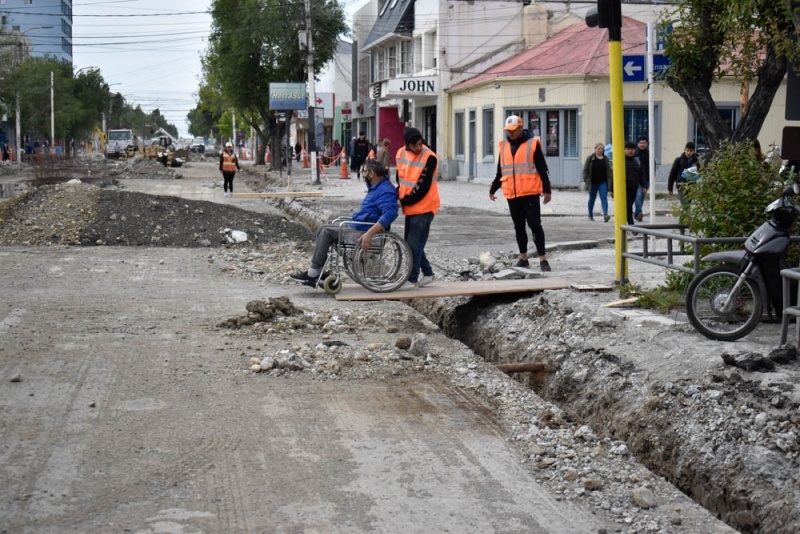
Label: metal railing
xmin=618 ymin=223 xmax=800 ymax=276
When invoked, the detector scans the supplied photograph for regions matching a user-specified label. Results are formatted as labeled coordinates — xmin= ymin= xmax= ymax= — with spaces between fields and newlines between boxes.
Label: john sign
xmin=387 ymin=76 xmax=438 ymax=97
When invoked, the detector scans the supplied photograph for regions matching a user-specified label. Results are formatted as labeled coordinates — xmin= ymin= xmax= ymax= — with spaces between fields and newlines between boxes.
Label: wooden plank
xmin=232 ymin=192 xmax=324 ymax=198
xmin=604 ymin=297 xmax=639 ymax=307
xmin=335 ymin=277 xmax=572 ymax=301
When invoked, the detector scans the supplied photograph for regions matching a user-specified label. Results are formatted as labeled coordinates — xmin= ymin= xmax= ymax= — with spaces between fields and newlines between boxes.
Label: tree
xmin=204 ymin=0 xmax=347 ymax=166
xmin=660 ymin=0 xmax=799 ymax=151
xmin=187 ymin=81 xmax=226 ymax=140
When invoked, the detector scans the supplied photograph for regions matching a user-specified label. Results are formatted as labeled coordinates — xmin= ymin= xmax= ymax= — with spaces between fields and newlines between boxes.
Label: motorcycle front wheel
xmin=685 ymin=264 xmax=763 ymax=341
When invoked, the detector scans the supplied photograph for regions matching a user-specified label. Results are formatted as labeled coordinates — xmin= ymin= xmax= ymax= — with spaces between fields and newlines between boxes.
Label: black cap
xmin=403 ymin=127 xmax=422 ymax=146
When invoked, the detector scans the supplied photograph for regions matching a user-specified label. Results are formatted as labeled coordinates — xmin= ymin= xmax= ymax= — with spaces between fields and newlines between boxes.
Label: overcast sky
xmin=72 ymin=0 xmax=369 ymax=138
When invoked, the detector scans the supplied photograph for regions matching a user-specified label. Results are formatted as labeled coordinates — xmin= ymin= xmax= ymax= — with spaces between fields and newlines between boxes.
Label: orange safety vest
xmin=221 ymin=151 xmax=238 ymax=172
xmin=396 ymin=145 xmax=440 ymax=216
xmin=498 ymin=137 xmax=543 ymax=199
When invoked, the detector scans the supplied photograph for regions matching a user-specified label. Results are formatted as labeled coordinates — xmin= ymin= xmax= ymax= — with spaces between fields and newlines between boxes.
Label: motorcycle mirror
xmin=784 ymin=184 xmax=800 ymax=196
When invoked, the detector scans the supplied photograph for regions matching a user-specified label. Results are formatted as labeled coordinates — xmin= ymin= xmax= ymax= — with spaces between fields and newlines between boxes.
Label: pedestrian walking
xmin=489 ymin=115 xmax=553 ymax=272
xmin=634 ymin=136 xmax=651 ymax=221
xmin=610 ymin=141 xmax=646 ymax=225
xmin=219 ymin=142 xmax=240 ymax=197
xmin=352 ymin=132 xmax=370 ymax=180
xmin=396 ymin=127 xmax=440 ymax=289
xmin=668 ymin=142 xmax=700 ymax=204
xmin=582 ymin=142 xmax=612 ymax=222
xmin=376 ymin=138 xmax=391 ymax=174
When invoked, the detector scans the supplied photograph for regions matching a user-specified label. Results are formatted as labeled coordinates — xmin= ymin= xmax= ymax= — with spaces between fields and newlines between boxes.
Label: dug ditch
xmin=403 ymin=292 xmax=800 ymax=534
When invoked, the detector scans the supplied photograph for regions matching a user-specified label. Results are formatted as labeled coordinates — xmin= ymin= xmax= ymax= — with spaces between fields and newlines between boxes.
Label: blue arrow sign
xmin=653 ymin=54 xmax=672 ymax=79
xmin=622 ymin=55 xmax=646 ymax=82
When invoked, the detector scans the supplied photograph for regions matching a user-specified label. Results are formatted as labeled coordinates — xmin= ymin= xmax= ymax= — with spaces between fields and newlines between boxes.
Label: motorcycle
xmin=685 ymin=184 xmax=800 ymax=341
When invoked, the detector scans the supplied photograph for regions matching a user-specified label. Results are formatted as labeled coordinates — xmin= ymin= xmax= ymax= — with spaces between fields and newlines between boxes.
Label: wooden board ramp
xmin=232 ymin=191 xmax=323 ymax=198
xmin=335 ymin=277 xmax=572 ymax=301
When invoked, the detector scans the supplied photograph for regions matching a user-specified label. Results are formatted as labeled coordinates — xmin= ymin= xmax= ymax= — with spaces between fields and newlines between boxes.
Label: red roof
xmin=450 ymin=17 xmax=646 ymax=91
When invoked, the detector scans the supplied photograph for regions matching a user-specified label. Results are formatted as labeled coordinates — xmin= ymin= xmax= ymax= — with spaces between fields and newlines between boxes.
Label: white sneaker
xmin=417 ymin=275 xmax=434 ymax=287
xmin=401 ymin=281 xmax=416 ymax=290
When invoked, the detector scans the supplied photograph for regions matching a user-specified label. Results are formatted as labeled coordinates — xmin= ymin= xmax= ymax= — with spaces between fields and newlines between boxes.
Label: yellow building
xmin=445 ymin=17 xmax=790 ymax=187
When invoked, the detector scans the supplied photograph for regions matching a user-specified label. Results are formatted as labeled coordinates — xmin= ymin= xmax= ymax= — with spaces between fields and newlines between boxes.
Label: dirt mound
xmin=0 ymin=181 xmax=312 ymax=247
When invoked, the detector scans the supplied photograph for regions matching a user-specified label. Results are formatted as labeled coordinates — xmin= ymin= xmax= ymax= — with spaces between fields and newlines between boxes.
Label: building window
xmin=482 ymin=108 xmax=494 ymax=158
xmin=413 ymin=36 xmax=423 ymax=73
xmin=564 ymin=109 xmax=578 ymax=158
xmin=400 ymin=41 xmax=411 ymax=75
xmin=623 ymin=107 xmax=649 ymax=146
xmin=455 ymin=112 xmax=465 ymax=157
xmin=388 ymin=45 xmax=397 ymax=78
xmin=376 ymin=49 xmax=385 ymax=81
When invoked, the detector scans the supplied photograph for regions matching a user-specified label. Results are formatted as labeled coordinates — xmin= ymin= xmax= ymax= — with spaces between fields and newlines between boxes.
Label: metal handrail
xmin=620 ymin=224 xmax=800 ymax=275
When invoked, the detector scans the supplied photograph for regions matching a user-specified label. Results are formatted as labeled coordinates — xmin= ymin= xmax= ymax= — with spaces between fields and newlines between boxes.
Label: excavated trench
xmin=274 ymin=192 xmax=800 ymax=534
xmin=407 ymin=293 xmax=800 ymax=534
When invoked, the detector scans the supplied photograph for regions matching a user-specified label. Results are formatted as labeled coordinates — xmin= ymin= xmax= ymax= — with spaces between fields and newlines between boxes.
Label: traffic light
xmin=585 ymin=0 xmax=622 ymax=30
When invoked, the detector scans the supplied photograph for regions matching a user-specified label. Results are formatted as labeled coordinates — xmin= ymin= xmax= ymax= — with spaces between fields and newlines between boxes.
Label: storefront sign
xmin=386 ymin=76 xmax=438 ymax=96
xmin=269 ymin=83 xmax=307 ymax=110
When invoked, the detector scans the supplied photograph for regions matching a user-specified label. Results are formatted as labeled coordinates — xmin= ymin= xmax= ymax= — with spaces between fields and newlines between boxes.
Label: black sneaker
xmin=635 ymin=213 xmax=644 ymax=222
xmin=289 ymin=271 xmax=317 ymax=287
xmin=540 ymin=260 xmax=552 ymax=272
xmin=514 ymin=259 xmax=530 ymax=268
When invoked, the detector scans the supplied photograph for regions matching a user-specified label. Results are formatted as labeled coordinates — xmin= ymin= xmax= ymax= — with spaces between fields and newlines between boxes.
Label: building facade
xmin=0 ymin=0 xmax=73 ymax=63
xmin=345 ymin=1 xmax=791 ymax=187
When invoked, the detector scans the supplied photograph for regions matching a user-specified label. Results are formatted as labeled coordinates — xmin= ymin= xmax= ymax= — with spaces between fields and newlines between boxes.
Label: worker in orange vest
xmin=489 ymin=115 xmax=553 ymax=272
xmin=395 ymin=127 xmax=440 ymax=290
xmin=219 ymin=142 xmax=240 ymax=197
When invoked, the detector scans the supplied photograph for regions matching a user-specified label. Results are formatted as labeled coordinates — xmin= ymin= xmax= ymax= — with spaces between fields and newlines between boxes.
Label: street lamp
xmin=14 ymin=26 xmax=52 ymax=163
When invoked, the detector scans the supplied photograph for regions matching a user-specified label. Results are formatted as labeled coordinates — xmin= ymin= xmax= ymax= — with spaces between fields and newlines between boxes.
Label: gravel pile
xmin=0 ymin=181 xmax=312 ymax=247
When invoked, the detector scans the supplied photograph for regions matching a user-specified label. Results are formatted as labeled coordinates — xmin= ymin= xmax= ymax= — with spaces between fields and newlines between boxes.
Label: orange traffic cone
xmin=241 ymin=149 xmax=247 ymax=161
xmin=301 ymin=149 xmax=309 ymax=168
xmin=340 ymin=155 xmax=349 ymax=178
xmin=266 ymin=146 xmax=271 ymax=163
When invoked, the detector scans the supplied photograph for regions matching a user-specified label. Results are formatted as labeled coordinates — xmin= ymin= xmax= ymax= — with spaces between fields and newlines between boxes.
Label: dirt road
xmin=0 ymin=159 xmax=742 ymax=533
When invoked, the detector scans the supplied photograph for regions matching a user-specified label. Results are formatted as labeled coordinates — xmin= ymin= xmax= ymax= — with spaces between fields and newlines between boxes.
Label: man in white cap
xmin=489 ymin=115 xmax=553 ymax=272
xmin=219 ymin=141 xmax=240 ymax=197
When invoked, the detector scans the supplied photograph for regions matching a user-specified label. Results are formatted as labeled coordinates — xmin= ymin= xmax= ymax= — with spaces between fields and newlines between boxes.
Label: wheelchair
xmin=316 ymin=217 xmax=413 ymax=295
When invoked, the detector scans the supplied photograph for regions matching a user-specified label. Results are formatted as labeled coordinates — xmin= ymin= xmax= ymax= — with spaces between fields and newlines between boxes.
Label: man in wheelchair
xmin=289 ymin=159 xmax=399 ymax=287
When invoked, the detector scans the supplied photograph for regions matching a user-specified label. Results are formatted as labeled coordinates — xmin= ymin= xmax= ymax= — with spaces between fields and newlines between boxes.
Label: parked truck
xmin=105 ymin=129 xmax=135 ymax=159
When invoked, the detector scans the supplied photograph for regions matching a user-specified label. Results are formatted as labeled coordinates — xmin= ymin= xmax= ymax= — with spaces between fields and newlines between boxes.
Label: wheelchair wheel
xmin=322 ymin=275 xmax=343 ymax=295
xmin=351 ymin=232 xmax=412 ymax=293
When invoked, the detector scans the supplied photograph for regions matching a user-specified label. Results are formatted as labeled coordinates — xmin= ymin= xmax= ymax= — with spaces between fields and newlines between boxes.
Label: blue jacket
xmin=351 ymin=177 xmax=399 ymax=230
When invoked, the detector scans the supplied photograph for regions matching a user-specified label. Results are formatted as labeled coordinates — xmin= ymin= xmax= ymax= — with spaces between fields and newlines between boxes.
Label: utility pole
xmin=232 ymin=109 xmax=237 ymax=154
xmin=305 ymin=0 xmax=319 ymax=185
xmin=586 ymin=0 xmax=627 ymax=283
xmin=50 ymin=71 xmax=55 ymax=151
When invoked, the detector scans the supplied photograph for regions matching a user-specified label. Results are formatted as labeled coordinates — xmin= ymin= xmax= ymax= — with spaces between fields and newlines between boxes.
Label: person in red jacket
xmin=489 ymin=115 xmax=553 ymax=272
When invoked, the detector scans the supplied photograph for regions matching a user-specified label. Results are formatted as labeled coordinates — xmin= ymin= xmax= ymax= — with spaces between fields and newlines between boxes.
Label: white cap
xmin=225 ymin=142 xmax=233 ymax=148
xmin=504 ymin=115 xmax=523 ymax=131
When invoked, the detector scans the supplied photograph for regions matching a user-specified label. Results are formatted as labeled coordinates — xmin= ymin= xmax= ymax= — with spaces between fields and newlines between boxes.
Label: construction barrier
xmin=266 ymin=146 xmax=271 ymax=163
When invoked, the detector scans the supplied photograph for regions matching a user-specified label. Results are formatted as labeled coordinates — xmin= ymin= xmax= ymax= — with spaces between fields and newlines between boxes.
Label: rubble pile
xmin=0 ymin=182 xmax=312 ymax=247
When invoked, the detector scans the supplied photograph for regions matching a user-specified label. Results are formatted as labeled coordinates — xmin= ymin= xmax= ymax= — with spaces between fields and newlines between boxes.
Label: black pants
xmin=507 ymin=195 xmax=546 ymax=257
xmin=625 ymin=187 xmax=638 ymax=225
xmin=223 ymin=172 xmax=235 ymax=192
